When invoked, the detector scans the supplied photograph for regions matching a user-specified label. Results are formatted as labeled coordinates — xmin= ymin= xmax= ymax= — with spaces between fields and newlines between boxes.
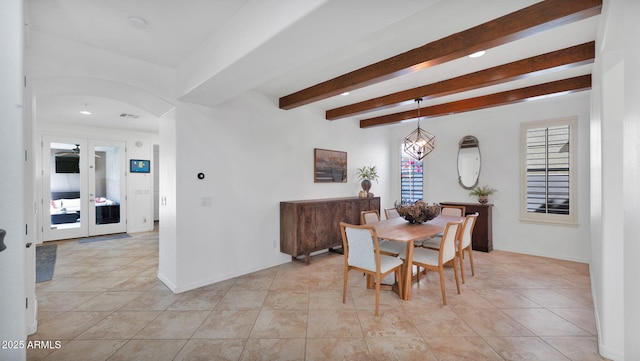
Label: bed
xmin=50 ymin=191 xmax=121 ymax=225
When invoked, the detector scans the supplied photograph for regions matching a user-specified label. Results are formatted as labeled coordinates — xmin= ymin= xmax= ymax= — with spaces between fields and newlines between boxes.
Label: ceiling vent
xmin=120 ymin=113 xmax=139 ymax=119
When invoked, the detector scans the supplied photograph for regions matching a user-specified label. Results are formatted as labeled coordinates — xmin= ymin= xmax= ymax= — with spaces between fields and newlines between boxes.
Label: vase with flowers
xmin=356 ymin=165 xmax=379 ymax=197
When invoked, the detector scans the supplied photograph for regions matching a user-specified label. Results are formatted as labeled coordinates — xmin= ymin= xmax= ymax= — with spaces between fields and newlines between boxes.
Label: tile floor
xmin=29 ymin=225 xmax=610 ymax=361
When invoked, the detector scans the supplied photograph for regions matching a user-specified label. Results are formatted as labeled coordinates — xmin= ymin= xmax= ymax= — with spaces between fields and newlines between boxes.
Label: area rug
xmin=36 ymin=244 xmax=57 ymax=283
xmin=78 ymin=233 xmax=130 ymax=244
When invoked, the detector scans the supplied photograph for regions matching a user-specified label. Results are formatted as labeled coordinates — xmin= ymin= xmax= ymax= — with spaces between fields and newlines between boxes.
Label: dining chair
xmin=422 ymin=213 xmax=478 ymax=283
xmin=362 ymin=210 xmax=424 ymax=286
xmin=424 ymin=205 xmax=465 ymax=242
xmin=441 ymin=205 xmax=466 ymax=217
xmin=339 ymin=222 xmax=404 ymax=316
xmin=384 ymin=208 xmax=400 ymax=219
xmin=360 ymin=210 xmax=405 ymax=256
xmin=360 ymin=209 xmax=381 ymax=225
xmin=400 ymin=221 xmax=462 ymax=305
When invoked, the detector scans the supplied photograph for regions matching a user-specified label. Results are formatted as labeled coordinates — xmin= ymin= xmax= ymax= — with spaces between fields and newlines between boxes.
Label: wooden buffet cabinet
xmin=280 ymin=196 xmax=380 ymax=264
xmin=440 ymin=202 xmax=493 ymax=252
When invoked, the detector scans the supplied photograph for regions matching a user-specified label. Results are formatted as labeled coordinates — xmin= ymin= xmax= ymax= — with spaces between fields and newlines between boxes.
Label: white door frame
xmin=42 ymin=135 xmax=127 ymax=241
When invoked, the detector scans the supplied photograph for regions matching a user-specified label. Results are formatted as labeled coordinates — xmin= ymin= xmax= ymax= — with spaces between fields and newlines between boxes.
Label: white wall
xmin=0 ymin=0 xmax=27 ymax=360
xmin=590 ymin=0 xmax=640 ymax=359
xmin=37 ymin=124 xmax=158 ymax=235
xmin=622 ymin=0 xmax=640 ymax=358
xmin=389 ymin=92 xmax=591 ymax=262
xmin=158 ymin=109 xmax=178 ymax=289
xmin=163 ymin=92 xmax=391 ymax=292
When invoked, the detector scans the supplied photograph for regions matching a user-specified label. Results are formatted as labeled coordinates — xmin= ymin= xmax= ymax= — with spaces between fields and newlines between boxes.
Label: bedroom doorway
xmin=43 ymin=136 xmax=127 ymax=241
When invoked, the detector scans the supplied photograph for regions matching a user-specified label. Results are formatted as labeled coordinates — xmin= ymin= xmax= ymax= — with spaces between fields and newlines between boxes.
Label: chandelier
xmin=403 ymin=98 xmax=436 ymax=160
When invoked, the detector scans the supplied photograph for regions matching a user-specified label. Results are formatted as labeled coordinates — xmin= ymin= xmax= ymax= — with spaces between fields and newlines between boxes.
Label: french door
xmin=43 ymin=136 xmax=127 ymax=241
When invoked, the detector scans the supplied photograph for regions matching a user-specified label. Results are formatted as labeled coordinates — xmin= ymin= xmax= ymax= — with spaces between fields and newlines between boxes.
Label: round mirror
xmin=457 ymin=135 xmax=481 ymax=189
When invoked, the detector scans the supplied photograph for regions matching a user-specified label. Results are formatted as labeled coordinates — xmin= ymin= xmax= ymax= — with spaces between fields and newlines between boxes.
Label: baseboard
xmin=598 ymin=343 xmax=623 ymax=360
xmin=127 ymin=225 xmax=155 ymax=233
xmin=493 ymin=245 xmax=589 ymax=263
xmin=590 ymin=267 xmax=623 ymax=361
xmin=27 ymin=299 xmax=38 ymax=335
xmin=163 ymin=259 xmax=291 ymax=294
xmin=156 ymin=272 xmax=178 ymax=293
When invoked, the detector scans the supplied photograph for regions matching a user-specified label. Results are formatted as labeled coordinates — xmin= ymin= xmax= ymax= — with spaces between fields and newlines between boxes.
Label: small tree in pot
xmin=356 ymin=165 xmax=379 ymax=197
xmin=469 ymin=185 xmax=497 ymax=204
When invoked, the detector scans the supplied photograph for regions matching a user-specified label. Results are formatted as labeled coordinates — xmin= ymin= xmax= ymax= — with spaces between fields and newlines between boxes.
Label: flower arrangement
xmin=357 ymin=165 xmax=379 ymax=197
xmin=395 ymin=201 xmax=440 ymax=224
xmin=356 ymin=165 xmax=379 ymax=182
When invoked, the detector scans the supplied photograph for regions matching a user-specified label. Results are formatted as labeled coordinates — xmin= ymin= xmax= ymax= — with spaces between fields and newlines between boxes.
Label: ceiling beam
xmin=359 ymin=75 xmax=592 ymax=128
xmin=327 ymin=42 xmax=595 ymax=120
xmin=279 ymin=0 xmax=601 ymax=110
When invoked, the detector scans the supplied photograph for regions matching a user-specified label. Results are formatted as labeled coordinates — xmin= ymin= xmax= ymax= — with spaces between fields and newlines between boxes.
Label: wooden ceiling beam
xmin=327 ymin=42 xmax=595 ymax=120
xmin=359 ymin=75 xmax=592 ymax=128
xmin=279 ymin=0 xmax=602 ymax=110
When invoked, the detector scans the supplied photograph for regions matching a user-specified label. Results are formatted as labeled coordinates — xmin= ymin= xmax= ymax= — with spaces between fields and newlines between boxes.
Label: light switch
xmin=200 ymin=196 xmax=212 ymax=207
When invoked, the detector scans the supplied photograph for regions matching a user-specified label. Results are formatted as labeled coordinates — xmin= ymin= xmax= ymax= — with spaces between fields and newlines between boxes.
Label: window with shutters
xmin=401 ymin=147 xmax=423 ymax=203
xmin=520 ymin=117 xmax=577 ymax=225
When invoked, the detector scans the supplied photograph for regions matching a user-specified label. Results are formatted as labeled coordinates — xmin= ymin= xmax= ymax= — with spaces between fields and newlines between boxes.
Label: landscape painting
xmin=314 ymin=148 xmax=347 ymax=183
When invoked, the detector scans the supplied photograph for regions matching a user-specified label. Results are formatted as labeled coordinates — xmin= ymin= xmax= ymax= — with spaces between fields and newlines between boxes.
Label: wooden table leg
xmin=402 ymin=240 xmax=414 ymax=300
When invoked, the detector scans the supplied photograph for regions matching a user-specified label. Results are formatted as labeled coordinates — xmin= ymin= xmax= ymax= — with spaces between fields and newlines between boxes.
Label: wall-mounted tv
xmin=55 ymin=156 xmax=80 ymax=173
xmin=130 ymin=159 xmax=150 ymax=173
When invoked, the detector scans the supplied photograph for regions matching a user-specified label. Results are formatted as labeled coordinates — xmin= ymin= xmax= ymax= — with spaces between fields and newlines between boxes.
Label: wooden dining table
xmin=369 ymin=214 xmax=463 ymax=301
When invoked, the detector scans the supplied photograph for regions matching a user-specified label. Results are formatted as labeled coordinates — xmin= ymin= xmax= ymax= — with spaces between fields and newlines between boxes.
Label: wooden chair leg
xmin=459 ymin=251 xmax=466 ymax=284
xmin=467 ymin=247 xmax=475 ymax=276
xmin=438 ymin=266 xmax=447 ymax=305
xmin=342 ymin=267 xmax=349 ymax=304
xmin=453 ymin=257 xmax=461 ymax=295
xmin=375 ymin=274 xmax=380 ymax=316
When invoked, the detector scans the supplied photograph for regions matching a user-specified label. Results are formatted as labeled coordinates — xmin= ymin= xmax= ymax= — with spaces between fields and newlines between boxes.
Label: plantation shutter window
xmin=401 ymin=147 xmax=423 ymax=203
xmin=520 ymin=117 xmax=577 ymax=225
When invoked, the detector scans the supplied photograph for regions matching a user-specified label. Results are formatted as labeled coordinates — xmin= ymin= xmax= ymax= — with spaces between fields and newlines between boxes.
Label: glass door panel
xmin=43 ymin=136 xmax=88 ymax=241
xmin=89 ymin=140 xmax=126 ymax=236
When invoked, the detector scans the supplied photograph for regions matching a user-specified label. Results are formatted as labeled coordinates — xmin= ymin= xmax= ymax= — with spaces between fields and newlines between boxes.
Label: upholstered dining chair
xmin=360 ymin=210 xmax=405 ymax=256
xmin=384 ymin=208 xmax=400 ymax=220
xmin=400 ymin=221 xmax=462 ymax=305
xmin=339 ymin=222 xmax=404 ymax=316
xmin=422 ymin=213 xmax=478 ymax=284
xmin=440 ymin=204 xmax=466 ymax=217
xmin=423 ymin=204 xmax=466 ymax=242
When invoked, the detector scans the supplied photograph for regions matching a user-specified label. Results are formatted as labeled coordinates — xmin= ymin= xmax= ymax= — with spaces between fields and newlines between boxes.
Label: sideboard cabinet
xmin=280 ymin=197 xmax=380 ymax=264
xmin=440 ymin=202 xmax=493 ymax=252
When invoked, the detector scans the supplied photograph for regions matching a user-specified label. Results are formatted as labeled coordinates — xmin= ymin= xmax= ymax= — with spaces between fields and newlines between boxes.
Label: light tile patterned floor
xmin=28 ymin=225 xmax=610 ymax=360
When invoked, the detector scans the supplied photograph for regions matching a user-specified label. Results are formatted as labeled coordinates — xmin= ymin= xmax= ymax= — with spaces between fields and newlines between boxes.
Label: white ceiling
xmin=35 ymin=95 xmax=160 ymax=133
xmin=27 ymin=0 xmax=251 ymax=68
xmin=26 ymin=0 xmax=599 ymax=132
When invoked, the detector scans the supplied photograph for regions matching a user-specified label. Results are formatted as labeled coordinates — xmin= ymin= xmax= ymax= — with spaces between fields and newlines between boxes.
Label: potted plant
xmin=356 ymin=165 xmax=379 ymax=197
xmin=469 ymin=185 xmax=497 ymax=204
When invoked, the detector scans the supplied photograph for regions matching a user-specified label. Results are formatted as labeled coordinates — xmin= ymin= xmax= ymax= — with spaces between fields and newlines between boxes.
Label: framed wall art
xmin=314 ymin=148 xmax=347 ymax=183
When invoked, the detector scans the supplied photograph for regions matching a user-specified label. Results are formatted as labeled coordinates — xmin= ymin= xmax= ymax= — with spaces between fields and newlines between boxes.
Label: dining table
xmin=369 ymin=214 xmax=464 ymax=301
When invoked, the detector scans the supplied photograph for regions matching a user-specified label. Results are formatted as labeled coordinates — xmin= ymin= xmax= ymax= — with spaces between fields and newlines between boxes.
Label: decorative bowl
xmin=395 ymin=201 xmax=440 ymax=224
